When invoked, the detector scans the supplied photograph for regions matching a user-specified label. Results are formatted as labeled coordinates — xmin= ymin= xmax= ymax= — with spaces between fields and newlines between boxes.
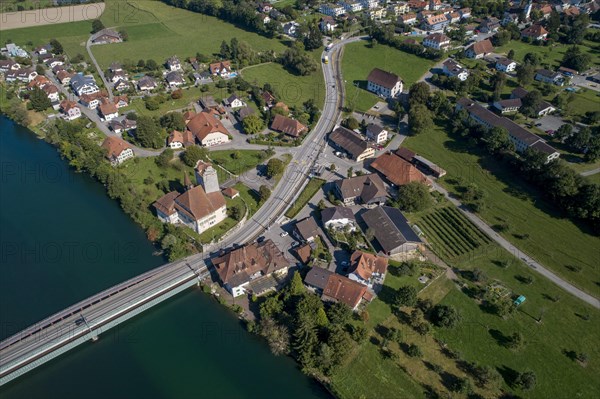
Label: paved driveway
xmin=535 ymin=115 xmax=567 ymax=133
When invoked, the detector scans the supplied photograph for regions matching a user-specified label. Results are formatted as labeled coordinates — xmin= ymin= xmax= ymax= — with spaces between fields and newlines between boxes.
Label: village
xmin=1 ymin=0 xmax=599 ymax=397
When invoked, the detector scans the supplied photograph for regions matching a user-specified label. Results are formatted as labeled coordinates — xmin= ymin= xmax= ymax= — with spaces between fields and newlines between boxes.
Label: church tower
xmin=195 ymin=160 xmax=220 ymax=194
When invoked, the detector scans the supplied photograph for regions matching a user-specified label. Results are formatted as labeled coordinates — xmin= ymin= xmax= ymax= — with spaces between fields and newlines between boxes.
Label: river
xmin=0 ymin=116 xmax=330 ymax=399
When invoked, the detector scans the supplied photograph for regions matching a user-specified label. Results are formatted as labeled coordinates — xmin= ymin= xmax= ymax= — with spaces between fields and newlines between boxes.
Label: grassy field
xmin=495 ymin=39 xmax=600 ymax=69
xmin=284 ymin=177 xmax=325 ymax=219
xmin=90 ymin=0 xmax=287 ymax=68
xmin=403 ymin=122 xmax=600 ymax=297
xmin=332 ymin=235 xmax=600 ymax=399
xmin=341 ymin=41 xmax=436 ymax=112
xmin=209 ymin=149 xmax=268 ymax=176
xmin=233 ymin=182 xmax=262 ymax=217
xmin=585 ymin=173 xmax=600 ymax=185
xmin=241 ymin=52 xmax=326 ymax=109
xmin=0 ymin=0 xmax=54 ymax=11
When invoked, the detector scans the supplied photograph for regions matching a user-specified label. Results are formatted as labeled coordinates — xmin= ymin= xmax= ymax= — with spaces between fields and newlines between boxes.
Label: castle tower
xmin=195 ymin=160 xmax=220 ymax=194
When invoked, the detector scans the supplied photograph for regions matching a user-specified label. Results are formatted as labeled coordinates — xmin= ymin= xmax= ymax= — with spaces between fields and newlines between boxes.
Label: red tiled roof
xmin=370 ymin=153 xmax=430 ymax=186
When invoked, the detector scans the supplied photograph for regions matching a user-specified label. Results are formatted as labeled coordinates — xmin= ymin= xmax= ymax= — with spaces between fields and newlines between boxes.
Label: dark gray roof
xmin=329 ymin=126 xmax=370 ymax=159
xmin=530 ymin=140 xmax=558 ymax=155
xmin=304 ymin=267 xmax=334 ymax=290
xmin=511 ymin=87 xmax=529 ymax=99
xmin=360 ymin=206 xmax=421 ymax=253
xmin=321 ymin=206 xmax=355 ymax=224
xmin=366 ymin=123 xmax=385 ymax=136
xmin=334 ymin=174 xmax=387 ymax=204
xmin=495 ymin=98 xmax=522 ymax=108
xmin=294 ymin=217 xmax=320 ymax=241
xmin=237 ymin=106 xmax=255 ymax=120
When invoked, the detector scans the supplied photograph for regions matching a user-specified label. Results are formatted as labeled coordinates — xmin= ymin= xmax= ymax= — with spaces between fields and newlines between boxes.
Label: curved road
xmin=86 ymin=36 xmax=113 ymax=101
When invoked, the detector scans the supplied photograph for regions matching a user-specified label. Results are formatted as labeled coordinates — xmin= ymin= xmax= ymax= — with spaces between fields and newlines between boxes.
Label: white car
xmin=280 ymin=231 xmax=289 ymax=237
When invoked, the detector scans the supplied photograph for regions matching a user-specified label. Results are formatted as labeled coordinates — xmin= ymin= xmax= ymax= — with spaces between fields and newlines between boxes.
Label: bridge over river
xmin=0 ymin=255 xmax=208 ymax=386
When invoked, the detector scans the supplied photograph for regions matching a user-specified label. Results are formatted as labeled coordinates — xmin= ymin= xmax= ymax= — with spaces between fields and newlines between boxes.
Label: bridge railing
xmin=0 ymin=255 xmax=204 ymax=351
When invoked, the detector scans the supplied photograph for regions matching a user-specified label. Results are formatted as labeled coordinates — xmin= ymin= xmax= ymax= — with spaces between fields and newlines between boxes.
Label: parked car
xmin=280 ymin=231 xmax=288 ymax=237
xmin=257 ymin=236 xmax=265 ymax=243
xmin=546 ymin=130 xmax=555 ymax=135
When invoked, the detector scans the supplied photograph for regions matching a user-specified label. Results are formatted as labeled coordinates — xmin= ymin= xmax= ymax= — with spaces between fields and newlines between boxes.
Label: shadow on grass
xmin=497 ymin=365 xmax=520 ymax=387
xmin=489 ymin=328 xmax=510 ymax=347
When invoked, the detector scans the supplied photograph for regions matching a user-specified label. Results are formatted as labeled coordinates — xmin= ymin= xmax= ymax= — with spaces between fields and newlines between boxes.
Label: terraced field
xmin=417 ymin=206 xmax=492 ymax=259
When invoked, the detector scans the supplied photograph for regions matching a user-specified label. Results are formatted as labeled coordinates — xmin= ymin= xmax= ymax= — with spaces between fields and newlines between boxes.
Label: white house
xmin=535 ymin=69 xmax=564 ymax=86
xmin=366 ymin=123 xmax=388 ymax=144
xmin=321 ymin=206 xmax=356 ymax=231
xmin=340 ymin=0 xmax=363 ymax=13
xmin=166 ymin=56 xmax=182 ymax=72
xmin=361 ymin=0 xmax=379 ymax=9
xmin=15 ymin=69 xmax=38 ymax=83
xmin=224 ymin=94 xmax=246 ymax=108
xmin=101 ymin=137 xmax=134 ymax=165
xmin=319 ymin=3 xmax=345 ymax=16
xmin=99 ymin=103 xmax=119 ymax=122
xmin=71 ymin=73 xmax=99 ymax=96
xmin=495 ymin=58 xmax=517 ymax=73
xmin=442 ymin=59 xmax=469 ymax=81
xmin=423 ymin=33 xmax=451 ymax=51
xmin=165 ymin=71 xmax=184 ymax=87
xmin=60 ymin=100 xmax=81 ymax=121
xmin=283 ymin=21 xmax=300 ymax=37
xmin=137 ymin=75 xmax=158 ymax=91
xmin=319 ymin=16 xmax=338 ymax=32
xmin=187 ymin=112 xmax=230 ymax=147
xmin=347 ymin=250 xmax=388 ymax=289
xmin=366 ymin=68 xmax=403 ymax=98
xmin=43 ymin=84 xmax=60 ymax=102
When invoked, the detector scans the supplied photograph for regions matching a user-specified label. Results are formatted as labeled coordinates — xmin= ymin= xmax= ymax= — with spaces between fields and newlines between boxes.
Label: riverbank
xmin=0 ymin=115 xmax=331 ymax=399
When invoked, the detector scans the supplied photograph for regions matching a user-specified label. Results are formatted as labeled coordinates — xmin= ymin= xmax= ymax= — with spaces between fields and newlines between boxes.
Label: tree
xmin=91 ymin=19 xmax=105 ymax=34
xmin=303 ymin=22 xmax=323 ymax=51
xmin=137 ymin=59 xmax=146 ymax=69
xmin=561 ymin=46 xmax=592 ymax=72
xmin=395 ymin=182 xmax=432 ymax=212
xmin=473 ymin=365 xmax=502 ymax=389
xmin=515 ymin=370 xmax=537 ymax=391
xmin=484 ymin=127 xmax=514 ymax=154
xmin=408 ymin=82 xmax=430 ymax=106
xmin=520 ymin=90 xmax=543 ymax=117
xmin=516 ymin=63 xmax=535 ymax=86
xmin=50 ymin=39 xmax=63 ymax=54
xmin=280 ymin=44 xmax=317 ymax=76
xmin=155 ymin=148 xmax=174 ymax=168
xmin=462 ymin=183 xmax=486 ymax=211
xmin=259 ymin=185 xmax=271 ymax=202
xmin=182 ymin=146 xmax=208 ymax=167
xmin=145 ymin=59 xmax=158 ymax=70
xmin=395 ymin=285 xmax=418 ymax=308
xmin=406 ymin=344 xmax=422 ymax=358
xmin=260 ymin=317 xmax=290 ymax=356
xmin=29 ymin=87 xmax=51 ymax=111
xmin=449 ymin=377 xmax=472 ymax=394
xmin=220 ymin=40 xmax=231 ymax=59
xmin=329 ymin=163 xmax=336 ymax=172
xmin=159 ymin=112 xmax=185 ymax=132
xmin=408 ymin=104 xmax=433 ymax=135
xmin=430 ymin=304 xmax=461 ymax=328
xmin=566 ymin=126 xmax=592 ymax=152
xmin=288 ymin=271 xmax=306 ymax=296
xmin=507 ymin=331 xmax=525 ymax=350
xmin=228 ymin=203 xmax=244 ymax=221
xmin=266 ymin=158 xmax=284 ymax=179
xmin=347 ymin=167 xmax=353 ymax=178
xmin=507 ymin=49 xmax=515 ymax=59
xmin=523 ymin=52 xmax=542 ymax=67
xmin=135 ymin=116 xmax=164 ymax=149
xmin=343 ymin=116 xmax=359 ymax=130
xmin=242 ymin=114 xmax=265 ymax=134
xmin=554 ymin=124 xmax=573 ymax=142
xmin=327 ymin=302 xmax=352 ymax=326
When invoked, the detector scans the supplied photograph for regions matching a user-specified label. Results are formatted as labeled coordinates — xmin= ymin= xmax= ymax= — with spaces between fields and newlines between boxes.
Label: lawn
xmin=233 ymin=182 xmax=263 ymax=217
xmin=341 ymin=40 xmax=436 ymax=112
xmin=90 ymin=0 xmax=288 ymax=68
xmin=284 ymin=177 xmax=325 ymax=218
xmin=241 ymin=52 xmax=326 ymax=109
xmin=403 ymin=122 xmax=600 ymax=297
xmin=585 ymin=173 xmax=600 ymax=185
xmin=209 ymin=149 xmax=269 ymax=176
xmin=333 ymin=238 xmax=600 ymax=399
xmin=495 ymin=39 xmax=600 ymax=69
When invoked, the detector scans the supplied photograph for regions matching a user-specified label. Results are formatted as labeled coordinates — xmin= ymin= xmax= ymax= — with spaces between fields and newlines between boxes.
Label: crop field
xmin=417 ymin=206 xmax=492 ymax=260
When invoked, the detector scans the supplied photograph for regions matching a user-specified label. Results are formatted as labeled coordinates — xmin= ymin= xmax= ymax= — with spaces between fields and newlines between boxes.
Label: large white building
xmin=366 ymin=68 xmax=403 ymax=98
xmin=319 ymin=3 xmax=345 ymax=16
xmin=153 ymin=161 xmax=227 ymax=234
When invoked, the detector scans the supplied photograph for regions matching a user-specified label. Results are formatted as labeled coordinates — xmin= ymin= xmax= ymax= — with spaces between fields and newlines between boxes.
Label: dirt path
xmin=0 ymin=3 xmax=105 ymax=30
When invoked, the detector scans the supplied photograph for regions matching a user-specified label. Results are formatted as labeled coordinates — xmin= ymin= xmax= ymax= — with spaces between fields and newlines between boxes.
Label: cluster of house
xmin=502 ymin=0 xmax=599 ymax=27
xmin=329 ymin=124 xmax=387 ymax=162
xmin=457 ymin=97 xmax=560 ymax=163
xmin=167 ymin=97 xmax=231 ymax=148
xmin=0 ymin=43 xmax=38 ymax=85
xmin=492 ymin=86 xmax=556 ymax=117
